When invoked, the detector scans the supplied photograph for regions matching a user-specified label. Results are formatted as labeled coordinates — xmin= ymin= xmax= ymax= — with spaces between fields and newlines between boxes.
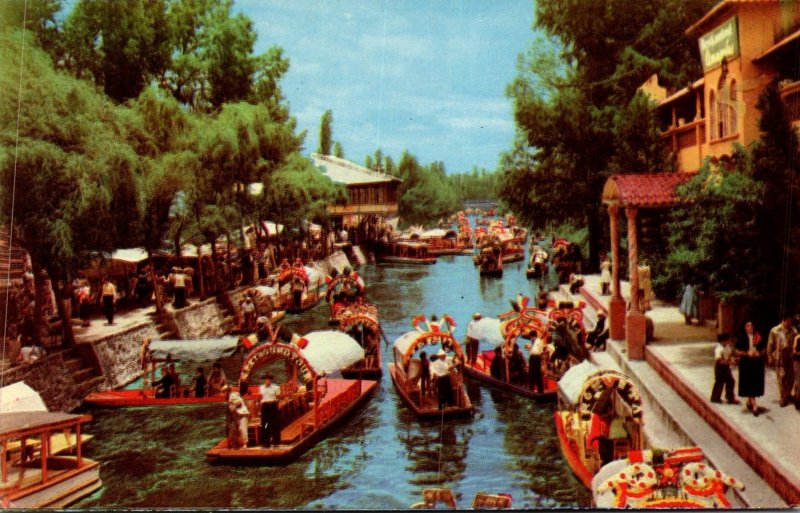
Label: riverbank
xmin=0 ymin=250 xmax=355 ymax=412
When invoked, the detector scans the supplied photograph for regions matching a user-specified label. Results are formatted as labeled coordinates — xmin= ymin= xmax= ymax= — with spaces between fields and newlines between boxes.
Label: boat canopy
xmin=301 ymin=330 xmax=365 ymax=376
xmin=0 ymin=382 xmax=47 ymax=414
xmin=338 ymin=304 xmax=380 ymax=332
xmin=110 ymin=248 xmax=149 ymax=264
xmin=470 ymin=317 xmax=505 ymax=346
xmin=148 ymin=337 xmax=239 ymax=362
xmin=557 ymin=360 xmax=612 ymax=407
xmin=420 ymin=229 xmax=457 ymax=239
xmin=393 ymin=330 xmax=464 ymax=367
xmin=557 ymin=361 xmax=642 ymax=417
xmin=0 ymin=411 xmax=91 ymax=439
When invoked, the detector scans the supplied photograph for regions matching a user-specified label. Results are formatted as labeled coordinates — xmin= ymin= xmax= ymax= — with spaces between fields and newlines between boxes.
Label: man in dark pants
xmin=710 ymin=333 xmax=740 ymax=405
xmin=259 ymin=374 xmax=282 ymax=446
xmin=527 ymin=335 xmax=545 ymax=393
xmin=431 ymin=350 xmax=453 ymax=409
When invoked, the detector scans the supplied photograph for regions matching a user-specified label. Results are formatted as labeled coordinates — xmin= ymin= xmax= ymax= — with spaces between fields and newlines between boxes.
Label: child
xmin=710 ymin=333 xmax=740 ymax=405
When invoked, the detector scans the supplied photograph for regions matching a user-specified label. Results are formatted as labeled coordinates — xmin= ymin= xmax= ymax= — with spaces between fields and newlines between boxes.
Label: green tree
xmin=333 ymin=141 xmax=344 ymax=158
xmin=319 ymin=109 xmax=333 ymax=155
xmin=62 ymin=0 xmax=172 ymax=102
xmin=662 ymin=152 xmax=764 ymax=306
xmin=0 ymin=0 xmax=63 ymax=61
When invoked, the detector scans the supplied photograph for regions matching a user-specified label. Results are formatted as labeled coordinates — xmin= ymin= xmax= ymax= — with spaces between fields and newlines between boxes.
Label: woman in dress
xmin=735 ymin=321 xmax=766 ymax=416
xmin=599 ymin=255 xmax=611 ymax=296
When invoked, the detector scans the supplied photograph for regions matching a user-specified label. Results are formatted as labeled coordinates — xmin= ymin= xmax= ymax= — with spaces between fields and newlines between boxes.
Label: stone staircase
xmin=149 ymin=309 xmax=179 ymax=340
xmin=62 ymin=345 xmax=104 ymax=397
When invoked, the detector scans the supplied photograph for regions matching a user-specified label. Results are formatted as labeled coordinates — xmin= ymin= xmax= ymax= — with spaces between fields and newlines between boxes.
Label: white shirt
xmin=530 ymin=337 xmax=545 ymax=356
xmin=714 ymin=343 xmax=732 ymax=363
xmin=259 ymin=383 xmax=281 ymax=403
xmin=431 ymin=358 xmax=450 ymax=377
xmin=466 ymin=320 xmax=480 ymax=339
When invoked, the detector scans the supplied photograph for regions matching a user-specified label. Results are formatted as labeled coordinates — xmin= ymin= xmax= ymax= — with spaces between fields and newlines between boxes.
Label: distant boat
xmin=336 ymin=303 xmax=383 ymax=379
xmin=377 ymin=241 xmax=437 ymax=265
xmin=0 ymin=411 xmax=102 ymax=508
xmin=206 ymin=330 xmax=377 ymax=463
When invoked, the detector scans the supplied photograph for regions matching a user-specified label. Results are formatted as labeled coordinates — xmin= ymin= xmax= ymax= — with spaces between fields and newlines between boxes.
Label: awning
xmin=471 ymin=317 xmax=505 ymax=346
xmin=300 ymin=330 xmax=365 ymax=376
xmin=110 ymin=248 xmax=149 ymax=264
xmin=601 ymin=172 xmax=695 ymax=208
xmin=148 ymin=337 xmax=240 ymax=362
xmin=557 ymin=360 xmax=611 ymax=408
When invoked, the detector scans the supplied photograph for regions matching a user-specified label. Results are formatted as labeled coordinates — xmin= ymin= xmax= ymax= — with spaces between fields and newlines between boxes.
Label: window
xmin=709 ymin=89 xmax=716 ymax=140
xmin=729 ymin=79 xmax=737 ymax=135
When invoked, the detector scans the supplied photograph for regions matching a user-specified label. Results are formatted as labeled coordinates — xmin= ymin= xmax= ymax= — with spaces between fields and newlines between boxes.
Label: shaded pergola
xmin=601 ymin=172 xmax=694 ymax=359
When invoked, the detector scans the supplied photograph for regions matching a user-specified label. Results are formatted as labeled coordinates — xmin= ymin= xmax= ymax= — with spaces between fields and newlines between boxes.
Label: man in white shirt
xmin=527 ymin=335 xmax=545 ymax=393
xmin=259 ymin=374 xmax=282 ymax=447
xmin=430 ymin=350 xmax=452 ymax=409
xmin=465 ymin=313 xmax=481 ymax=367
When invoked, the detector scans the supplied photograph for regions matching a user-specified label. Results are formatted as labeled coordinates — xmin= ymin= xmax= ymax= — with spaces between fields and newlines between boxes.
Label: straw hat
xmin=473 ymin=312 xmax=482 ymax=320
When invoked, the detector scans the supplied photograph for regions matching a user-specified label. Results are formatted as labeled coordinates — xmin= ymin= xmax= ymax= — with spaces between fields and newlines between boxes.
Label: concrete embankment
xmin=0 ymin=250 xmax=355 ymax=413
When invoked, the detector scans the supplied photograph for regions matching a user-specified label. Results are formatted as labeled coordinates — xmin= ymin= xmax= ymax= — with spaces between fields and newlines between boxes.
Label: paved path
xmin=570 ymin=273 xmax=799 ymax=507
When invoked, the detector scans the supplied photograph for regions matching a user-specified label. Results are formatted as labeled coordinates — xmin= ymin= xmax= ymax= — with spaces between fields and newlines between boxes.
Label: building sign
xmin=699 ymin=17 xmax=739 ymax=71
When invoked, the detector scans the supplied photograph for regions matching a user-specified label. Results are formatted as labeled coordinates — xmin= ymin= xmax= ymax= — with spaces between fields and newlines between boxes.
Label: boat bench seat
xmin=281 ymin=410 xmax=316 ymax=444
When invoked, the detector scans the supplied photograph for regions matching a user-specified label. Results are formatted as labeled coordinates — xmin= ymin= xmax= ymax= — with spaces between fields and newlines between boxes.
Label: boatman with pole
xmin=431 ymin=349 xmax=453 ymax=409
xmin=465 ymin=313 xmax=481 ymax=367
xmin=259 ymin=373 xmax=282 ymax=447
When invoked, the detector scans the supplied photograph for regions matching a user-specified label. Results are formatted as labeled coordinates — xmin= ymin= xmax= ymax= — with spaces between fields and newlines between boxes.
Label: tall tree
xmin=333 ymin=141 xmax=344 ymax=158
xmin=318 ymin=109 xmax=333 ymax=155
xmin=62 ymin=0 xmax=172 ymax=102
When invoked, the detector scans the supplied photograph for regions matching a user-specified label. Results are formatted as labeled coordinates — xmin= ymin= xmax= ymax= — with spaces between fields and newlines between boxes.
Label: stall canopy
xmin=0 ymin=382 xmax=48 ymax=413
xmin=111 ymin=248 xmax=149 ymax=264
xmin=300 ymin=331 xmax=365 ymax=376
xmin=470 ymin=317 xmax=505 ymax=346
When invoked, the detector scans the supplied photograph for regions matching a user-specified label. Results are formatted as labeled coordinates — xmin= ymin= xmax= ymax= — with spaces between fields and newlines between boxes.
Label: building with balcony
xmin=311 ymin=153 xmax=402 ymax=229
xmin=640 ymin=0 xmax=800 ymax=172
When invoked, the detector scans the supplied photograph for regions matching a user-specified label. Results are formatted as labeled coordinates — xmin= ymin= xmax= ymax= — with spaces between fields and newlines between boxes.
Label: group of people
xmin=152 ymin=360 xmax=228 ymax=399
xmin=710 ymin=315 xmax=800 ymax=416
xmin=225 ymin=373 xmax=283 ymax=450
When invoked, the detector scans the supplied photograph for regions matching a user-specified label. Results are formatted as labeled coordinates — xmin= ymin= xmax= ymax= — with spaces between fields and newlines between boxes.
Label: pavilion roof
xmin=601 ymin=172 xmax=695 ymax=208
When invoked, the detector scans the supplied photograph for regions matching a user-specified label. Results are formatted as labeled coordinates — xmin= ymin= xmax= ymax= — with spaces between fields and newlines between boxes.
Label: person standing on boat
xmin=431 ymin=350 xmax=453 ymax=409
xmin=259 ymin=373 xmax=282 ymax=447
xmin=154 ymin=365 xmax=175 ymax=398
xmin=226 ymin=390 xmax=250 ymax=449
xmin=193 ymin=367 xmax=207 ymax=398
xmin=419 ymin=351 xmax=431 ymax=397
xmin=490 ymin=346 xmax=505 ymax=380
xmin=465 ymin=313 xmax=481 ymax=367
xmin=207 ymin=362 xmax=228 ymax=396
xmin=526 ymin=335 xmax=545 ymax=393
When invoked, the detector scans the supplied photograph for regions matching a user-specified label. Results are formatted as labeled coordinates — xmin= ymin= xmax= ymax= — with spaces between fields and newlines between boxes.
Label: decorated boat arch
xmin=337 ymin=303 xmax=383 ymax=379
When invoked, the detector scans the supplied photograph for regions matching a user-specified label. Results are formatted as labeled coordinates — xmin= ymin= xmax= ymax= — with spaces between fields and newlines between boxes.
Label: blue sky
xmin=234 ymin=1 xmax=536 ymax=174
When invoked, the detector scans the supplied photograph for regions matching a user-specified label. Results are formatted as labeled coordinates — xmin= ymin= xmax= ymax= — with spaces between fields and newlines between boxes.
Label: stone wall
xmin=93 ymin=321 xmax=160 ymax=390
xmin=171 ymin=298 xmax=231 ymax=339
xmin=1 ymin=353 xmax=81 ymax=412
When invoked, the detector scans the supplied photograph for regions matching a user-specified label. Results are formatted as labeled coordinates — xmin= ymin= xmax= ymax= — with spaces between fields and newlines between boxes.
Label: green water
xmin=75 ymin=253 xmax=591 ymax=509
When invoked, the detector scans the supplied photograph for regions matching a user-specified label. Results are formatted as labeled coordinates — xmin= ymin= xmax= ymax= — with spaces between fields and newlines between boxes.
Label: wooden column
xmin=625 ymin=207 xmax=647 ymax=359
xmin=608 ymin=205 xmax=626 ymax=340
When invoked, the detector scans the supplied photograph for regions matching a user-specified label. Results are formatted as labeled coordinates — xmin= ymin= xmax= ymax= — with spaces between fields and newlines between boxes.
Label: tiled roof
xmin=601 ymin=173 xmax=695 ymax=208
xmin=311 ymin=154 xmax=402 ymax=186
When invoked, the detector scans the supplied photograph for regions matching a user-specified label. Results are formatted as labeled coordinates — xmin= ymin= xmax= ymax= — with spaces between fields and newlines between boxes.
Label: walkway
xmin=570 ymin=273 xmax=799 ymax=507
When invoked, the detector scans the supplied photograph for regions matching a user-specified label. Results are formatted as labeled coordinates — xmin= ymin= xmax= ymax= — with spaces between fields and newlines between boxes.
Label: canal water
xmin=75 ymin=252 xmax=592 ymax=509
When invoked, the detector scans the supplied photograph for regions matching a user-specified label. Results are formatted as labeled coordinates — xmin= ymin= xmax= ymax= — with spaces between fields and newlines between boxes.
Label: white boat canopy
xmin=419 ymin=228 xmax=457 ymax=239
xmin=0 ymin=381 xmax=48 ymax=413
xmin=470 ymin=317 xmax=505 ymax=346
xmin=110 ymin=248 xmax=149 ymax=263
xmin=392 ymin=330 xmax=464 ymax=367
xmin=301 ymin=330 xmax=365 ymax=376
xmin=557 ymin=360 xmax=612 ymax=408
xmin=148 ymin=337 xmax=240 ymax=362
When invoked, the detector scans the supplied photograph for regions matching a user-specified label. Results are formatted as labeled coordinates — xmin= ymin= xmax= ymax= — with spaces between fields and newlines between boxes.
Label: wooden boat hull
xmin=4 ymin=458 xmax=102 ymax=509
xmin=206 ymin=380 xmax=378 ymax=463
xmin=502 ymin=253 xmax=524 ymax=263
xmin=341 ymin=341 xmax=383 ymax=380
xmin=428 ymin=248 xmax=466 ymax=256
xmin=378 ymin=256 xmax=437 ymax=265
xmin=388 ymin=364 xmax=473 ymax=419
xmin=84 ymin=389 xmax=229 ymax=407
xmin=479 ymin=267 xmax=503 ymax=277
xmin=284 ymin=294 xmax=324 ymax=314
xmin=554 ymin=410 xmax=594 ymax=488
xmin=463 ymin=364 xmax=556 ymax=401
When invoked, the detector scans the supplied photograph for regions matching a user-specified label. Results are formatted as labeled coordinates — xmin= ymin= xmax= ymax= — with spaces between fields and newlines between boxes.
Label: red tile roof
xmin=601 ymin=173 xmax=696 ymax=208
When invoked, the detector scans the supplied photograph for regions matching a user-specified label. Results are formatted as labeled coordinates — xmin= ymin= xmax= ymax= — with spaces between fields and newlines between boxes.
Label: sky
xmin=234 ymin=1 xmax=536 ymax=174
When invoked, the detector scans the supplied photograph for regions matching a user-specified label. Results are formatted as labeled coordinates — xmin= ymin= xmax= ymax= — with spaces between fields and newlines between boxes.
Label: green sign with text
xmin=699 ymin=16 xmax=739 ymax=71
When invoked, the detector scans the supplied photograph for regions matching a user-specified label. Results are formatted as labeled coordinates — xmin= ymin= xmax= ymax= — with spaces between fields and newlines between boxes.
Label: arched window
xmin=709 ymin=89 xmax=716 ymax=140
xmin=729 ymin=79 xmax=737 ymax=135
